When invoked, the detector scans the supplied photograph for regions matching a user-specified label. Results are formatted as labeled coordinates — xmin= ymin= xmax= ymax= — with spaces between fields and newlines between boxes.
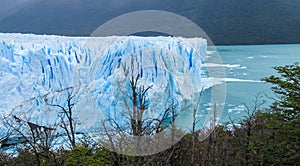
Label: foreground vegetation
xmin=0 ymin=63 xmax=299 ymax=165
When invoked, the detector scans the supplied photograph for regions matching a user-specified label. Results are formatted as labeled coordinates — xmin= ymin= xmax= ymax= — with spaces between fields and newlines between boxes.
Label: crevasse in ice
xmin=0 ymin=33 xmax=207 ymax=137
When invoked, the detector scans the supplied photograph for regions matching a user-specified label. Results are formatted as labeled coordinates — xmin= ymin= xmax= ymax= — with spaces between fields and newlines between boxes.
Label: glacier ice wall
xmin=0 ymin=33 xmax=207 ymax=136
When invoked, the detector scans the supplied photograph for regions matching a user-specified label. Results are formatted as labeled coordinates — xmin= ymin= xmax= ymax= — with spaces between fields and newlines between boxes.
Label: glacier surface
xmin=0 ymin=33 xmax=207 ymax=138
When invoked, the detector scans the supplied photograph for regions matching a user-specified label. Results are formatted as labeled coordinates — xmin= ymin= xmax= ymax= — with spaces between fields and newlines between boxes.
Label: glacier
xmin=0 ymin=33 xmax=208 ymax=141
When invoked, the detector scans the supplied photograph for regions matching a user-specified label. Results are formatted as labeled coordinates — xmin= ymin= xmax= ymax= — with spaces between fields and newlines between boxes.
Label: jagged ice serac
xmin=0 ymin=33 xmax=208 ymax=138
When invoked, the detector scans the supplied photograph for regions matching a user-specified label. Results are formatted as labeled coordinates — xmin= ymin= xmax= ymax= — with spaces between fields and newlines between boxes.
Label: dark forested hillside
xmin=0 ymin=0 xmax=300 ymax=45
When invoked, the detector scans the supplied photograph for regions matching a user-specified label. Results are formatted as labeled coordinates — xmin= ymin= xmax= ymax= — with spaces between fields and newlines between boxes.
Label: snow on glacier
xmin=0 ymin=33 xmax=207 ymax=137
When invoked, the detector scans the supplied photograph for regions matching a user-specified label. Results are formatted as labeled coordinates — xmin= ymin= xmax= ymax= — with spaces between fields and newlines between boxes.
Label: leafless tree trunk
xmin=191 ymin=89 xmax=203 ymax=165
xmin=46 ymin=87 xmax=77 ymax=148
xmin=4 ymin=115 xmax=56 ymax=165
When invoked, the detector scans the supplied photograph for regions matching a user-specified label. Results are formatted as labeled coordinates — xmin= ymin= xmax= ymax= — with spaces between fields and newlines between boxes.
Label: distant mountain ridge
xmin=0 ymin=0 xmax=299 ymax=45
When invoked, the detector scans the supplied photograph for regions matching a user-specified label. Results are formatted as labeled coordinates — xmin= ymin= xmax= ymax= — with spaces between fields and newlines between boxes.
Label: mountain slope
xmin=0 ymin=0 xmax=299 ymax=45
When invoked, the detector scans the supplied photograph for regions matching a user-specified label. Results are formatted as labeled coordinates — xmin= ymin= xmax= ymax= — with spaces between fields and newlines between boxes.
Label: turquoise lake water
xmin=198 ymin=44 xmax=300 ymax=125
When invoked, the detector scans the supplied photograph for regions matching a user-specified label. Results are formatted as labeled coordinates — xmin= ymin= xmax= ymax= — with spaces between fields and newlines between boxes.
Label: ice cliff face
xmin=0 ymin=33 xmax=207 ymax=136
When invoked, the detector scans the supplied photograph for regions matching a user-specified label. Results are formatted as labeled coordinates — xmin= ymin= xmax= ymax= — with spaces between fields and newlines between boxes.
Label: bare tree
xmin=46 ymin=87 xmax=78 ymax=148
xmin=98 ymin=54 xmax=186 ymax=162
xmin=3 ymin=114 xmax=57 ymax=165
xmin=191 ymin=88 xmax=203 ymax=165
